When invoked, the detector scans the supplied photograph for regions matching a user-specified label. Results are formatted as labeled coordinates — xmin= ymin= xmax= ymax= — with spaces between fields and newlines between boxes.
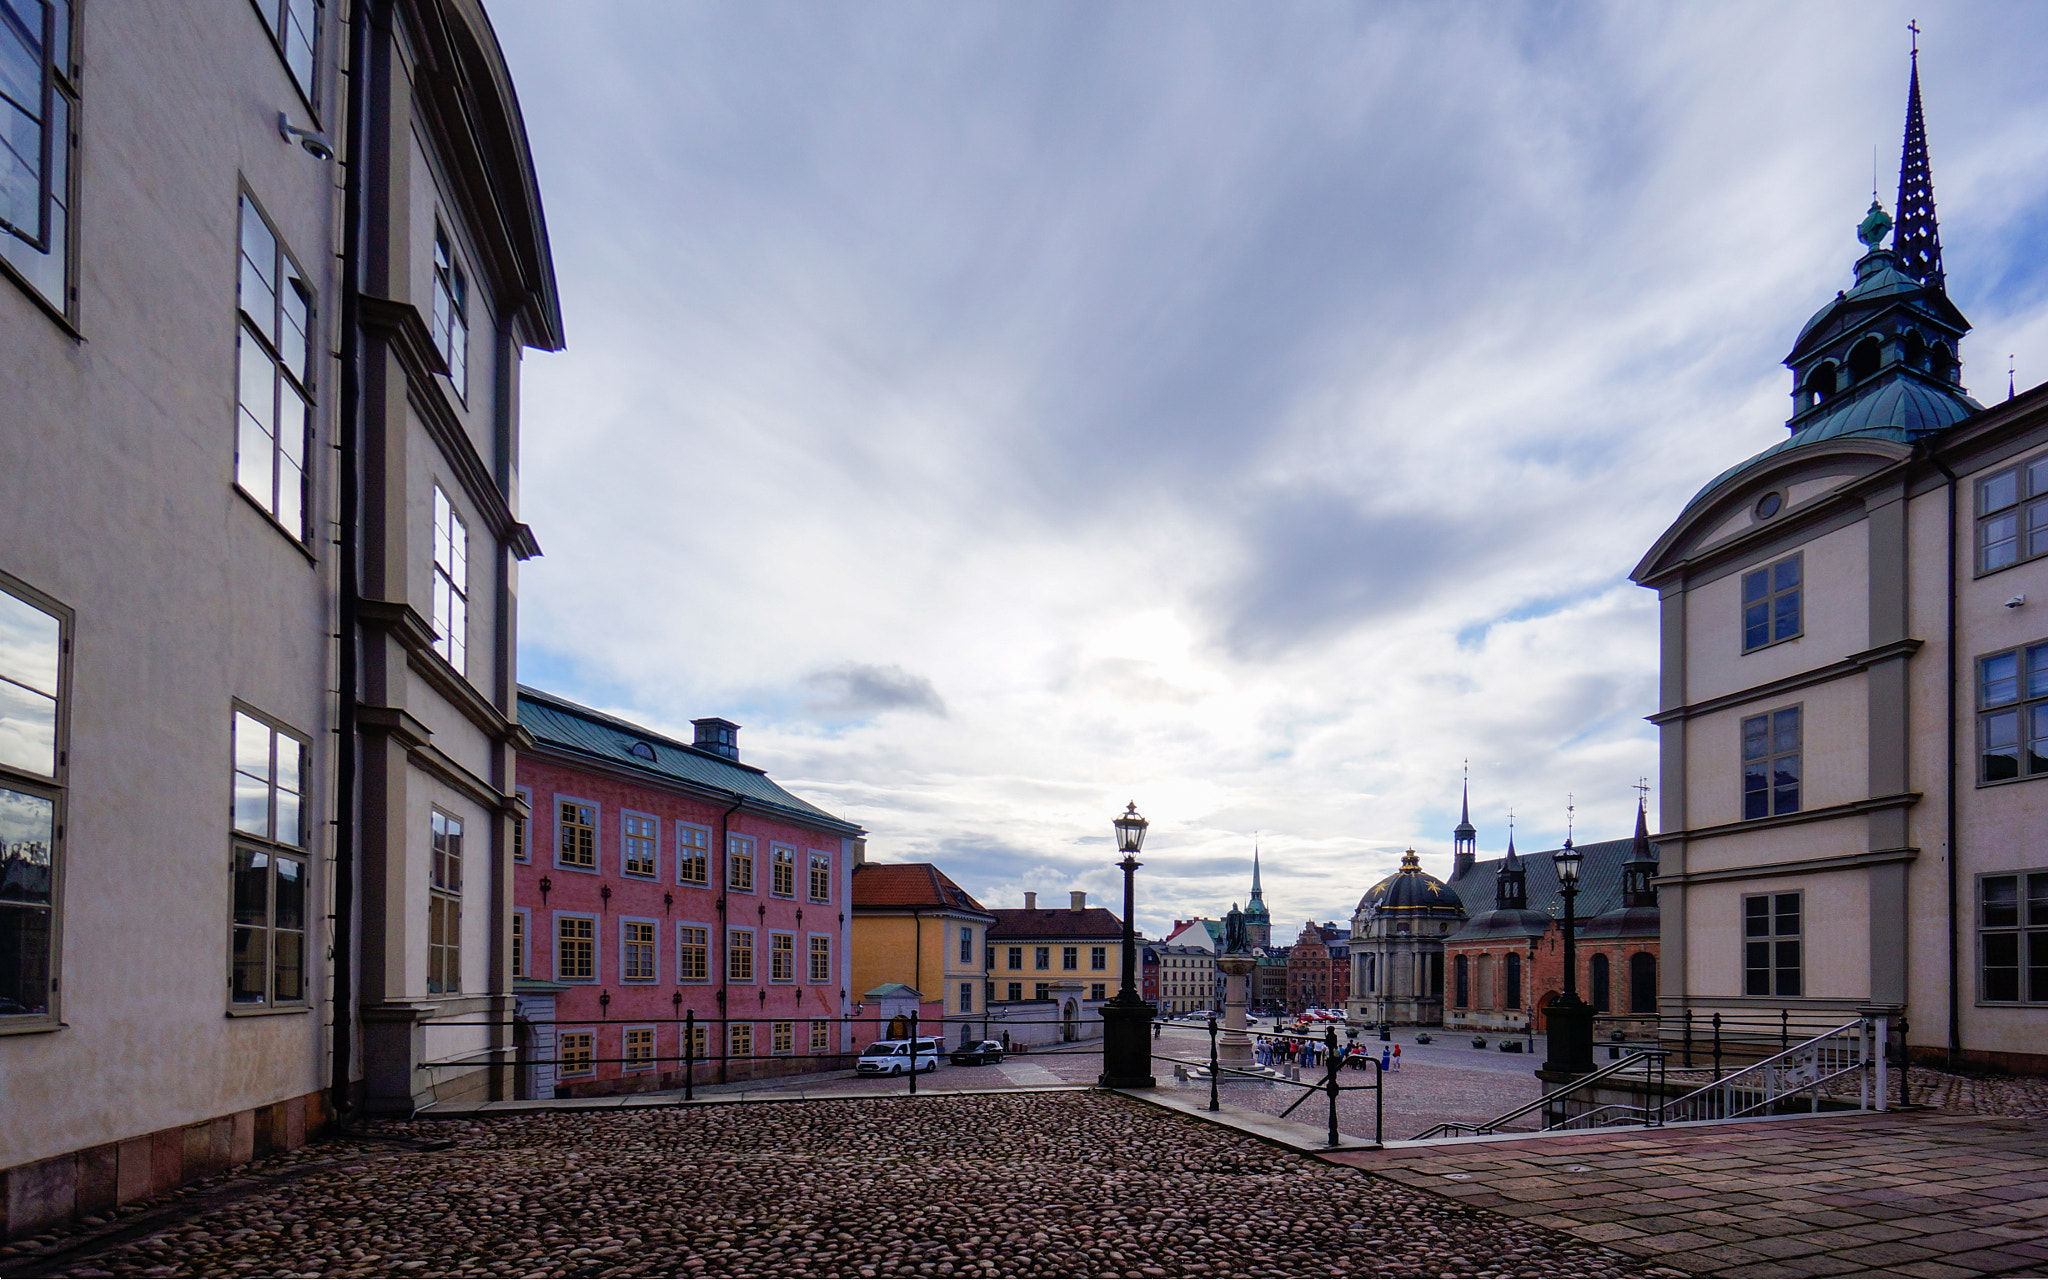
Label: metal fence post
xmin=1324 ymin=1028 xmax=1340 ymax=1148
xmin=1682 ymin=1008 xmax=1693 ymax=1069
xmin=908 ymin=1009 xmax=919 ymax=1096
xmin=1208 ymin=1017 xmax=1220 ymax=1112
xmin=1898 ymin=1015 xmax=1910 ymax=1109
xmin=684 ymin=1010 xmax=695 ymax=1102
xmin=1781 ymin=1007 xmax=1789 ymax=1051
xmin=1711 ymin=1012 xmax=1722 ymax=1079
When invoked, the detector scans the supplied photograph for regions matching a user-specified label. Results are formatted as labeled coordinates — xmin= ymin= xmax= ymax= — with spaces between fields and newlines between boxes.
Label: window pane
xmin=2028 ymin=932 xmax=2048 ymax=1002
xmin=1773 ymin=590 xmax=1800 ymax=641
xmin=1983 ymin=653 xmax=2020 ymax=707
xmin=0 ymin=901 xmax=51 ymax=1015
xmin=2029 ymin=456 xmax=2048 ymax=499
xmin=1772 ymin=754 xmax=1799 ymax=815
xmin=272 ymin=928 xmax=303 ymax=1002
xmin=1744 ymin=898 xmax=1770 ymax=936
xmin=1983 ymin=877 xmax=2018 ymax=928
xmin=233 ymin=768 xmax=270 ymax=836
xmin=1775 ymin=894 xmax=1800 ymax=935
xmin=1772 ymin=707 xmax=1800 ymax=752
xmin=1983 ymin=932 xmax=2019 ymax=1001
xmin=1983 ymin=470 xmax=2019 ymax=513
xmin=1773 ymin=557 xmax=1801 ymax=593
xmin=233 ymin=848 xmax=270 ymax=925
xmin=231 ymin=926 xmax=267 ymax=1003
xmin=1743 ymin=604 xmax=1769 ymax=651
xmin=1742 ymin=715 xmax=1768 ymax=760
xmin=1982 ymin=514 xmax=2019 ymax=570
xmin=2030 ymin=874 xmax=2048 ymax=927
xmin=1774 ymin=942 xmax=1801 ymax=996
xmin=1984 ymin=710 xmax=2021 ymax=781
xmin=0 ymin=590 xmax=60 ymax=777
xmin=273 ymin=855 xmax=304 ymax=930
xmin=1743 ymin=570 xmax=1768 ymax=603
xmin=0 ymin=785 xmax=53 ymax=910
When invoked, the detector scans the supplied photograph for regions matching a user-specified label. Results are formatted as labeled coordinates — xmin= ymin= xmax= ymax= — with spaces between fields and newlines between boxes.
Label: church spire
xmin=1250 ymin=844 xmax=1263 ymax=899
xmin=1451 ymin=763 xmax=1478 ymax=880
xmin=1894 ymin=30 xmax=1944 ymax=289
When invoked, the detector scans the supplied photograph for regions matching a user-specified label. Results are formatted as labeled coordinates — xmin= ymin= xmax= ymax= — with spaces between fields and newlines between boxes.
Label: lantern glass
xmin=1113 ymin=802 xmax=1149 ymax=854
xmin=1553 ymin=839 xmax=1582 ymax=887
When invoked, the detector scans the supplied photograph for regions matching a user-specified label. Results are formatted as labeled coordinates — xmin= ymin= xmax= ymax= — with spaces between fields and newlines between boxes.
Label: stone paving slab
xmin=1323 ymin=1110 xmax=2048 ymax=1277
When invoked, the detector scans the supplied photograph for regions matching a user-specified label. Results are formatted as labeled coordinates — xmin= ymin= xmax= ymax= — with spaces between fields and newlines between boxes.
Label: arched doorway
xmin=1532 ymin=991 xmax=1560 ymax=1032
xmin=1062 ymin=999 xmax=1078 ymax=1042
xmin=1629 ymin=952 xmax=1657 ymax=1014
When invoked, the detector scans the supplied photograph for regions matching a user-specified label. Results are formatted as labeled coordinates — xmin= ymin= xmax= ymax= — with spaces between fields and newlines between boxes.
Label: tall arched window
xmin=1590 ymin=953 xmax=1611 ymax=1013
xmin=1504 ymin=953 xmax=1522 ymax=1009
xmin=1848 ymin=336 xmax=1882 ymax=383
xmin=1629 ymin=952 xmax=1657 ymax=1014
xmin=1903 ymin=329 xmax=1927 ymax=371
xmin=1805 ymin=361 xmax=1838 ymax=406
xmin=1454 ymin=954 xmax=1469 ymax=1008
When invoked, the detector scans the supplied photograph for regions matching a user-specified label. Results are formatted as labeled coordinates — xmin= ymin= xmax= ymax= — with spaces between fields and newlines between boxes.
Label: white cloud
xmin=492 ymin=0 xmax=2048 ymax=936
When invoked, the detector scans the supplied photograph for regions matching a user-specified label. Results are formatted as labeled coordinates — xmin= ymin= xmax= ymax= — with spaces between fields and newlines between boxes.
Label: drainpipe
xmin=329 ymin=0 xmax=376 ymax=1122
xmin=1921 ymin=440 xmax=1961 ymax=1070
xmin=715 ymin=792 xmax=743 ymax=1083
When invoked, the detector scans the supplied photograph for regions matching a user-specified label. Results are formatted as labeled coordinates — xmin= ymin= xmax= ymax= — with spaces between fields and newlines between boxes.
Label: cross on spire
xmin=1894 ymin=26 xmax=1945 ymax=288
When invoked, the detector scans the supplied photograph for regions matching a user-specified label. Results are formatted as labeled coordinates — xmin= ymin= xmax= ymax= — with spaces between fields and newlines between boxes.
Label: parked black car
xmin=948 ymin=1039 xmax=1006 ymax=1065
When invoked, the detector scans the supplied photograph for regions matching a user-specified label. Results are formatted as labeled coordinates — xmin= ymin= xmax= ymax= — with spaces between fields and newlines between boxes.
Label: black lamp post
xmin=1542 ymin=835 xmax=1596 ymax=1074
xmin=1098 ymin=801 xmax=1157 ymax=1088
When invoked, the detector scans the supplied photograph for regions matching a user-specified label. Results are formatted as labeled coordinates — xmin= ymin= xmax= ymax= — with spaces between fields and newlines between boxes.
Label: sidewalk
xmin=1323 ymin=1109 xmax=2048 ymax=1277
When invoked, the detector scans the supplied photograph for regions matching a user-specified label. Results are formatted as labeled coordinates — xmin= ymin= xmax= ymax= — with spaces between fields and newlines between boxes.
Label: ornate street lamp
xmin=1543 ymin=832 xmax=1596 ymax=1075
xmin=1099 ymin=802 xmax=1157 ymax=1088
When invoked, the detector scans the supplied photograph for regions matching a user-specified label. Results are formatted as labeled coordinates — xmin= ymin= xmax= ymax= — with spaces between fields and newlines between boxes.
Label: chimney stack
xmin=1024 ymin=892 xmax=1037 ymax=910
xmin=691 ymin=717 xmax=741 ymax=761
xmin=1070 ymin=890 xmax=1086 ymax=912
xmin=852 ymin=839 xmax=867 ymax=866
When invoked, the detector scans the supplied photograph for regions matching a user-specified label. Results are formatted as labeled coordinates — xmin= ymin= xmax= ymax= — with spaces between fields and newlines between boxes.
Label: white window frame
xmin=554 ymin=795 xmax=599 ymax=873
xmin=727 ymin=1021 xmax=753 ymax=1060
xmin=769 ymin=930 xmax=795 ymax=983
xmin=233 ymin=192 xmax=314 ymax=540
xmin=676 ymin=920 xmax=712 ymax=984
xmin=677 ymin=822 xmax=711 ymax=885
xmin=0 ymin=0 xmax=77 ymax=320
xmin=727 ymin=926 xmax=756 ymax=983
xmin=807 ymin=933 xmax=832 ymax=983
xmin=622 ymin=1024 xmax=656 ymax=1073
xmin=229 ymin=707 xmax=310 ymax=1011
xmin=769 ymin=843 xmax=796 ymax=898
xmin=807 ymin=850 xmax=831 ymax=902
xmin=557 ymin=1027 xmax=595 ymax=1078
xmin=771 ymin=1020 xmax=794 ymax=1056
xmin=727 ymin=835 xmax=755 ymax=893
xmin=553 ymin=911 xmax=599 ymax=984
xmin=620 ymin=915 xmax=659 ymax=984
xmin=430 ymin=221 xmax=470 ymax=400
xmin=620 ymin=808 xmax=659 ymax=879
xmin=431 ymin=485 xmax=468 ymax=674
xmin=427 ymin=808 xmax=463 ymax=995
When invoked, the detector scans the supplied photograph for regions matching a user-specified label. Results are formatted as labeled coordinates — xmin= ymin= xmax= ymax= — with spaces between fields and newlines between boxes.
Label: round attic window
xmin=628 ymin=741 xmax=656 ymax=761
xmin=1754 ymin=492 xmax=1784 ymax=520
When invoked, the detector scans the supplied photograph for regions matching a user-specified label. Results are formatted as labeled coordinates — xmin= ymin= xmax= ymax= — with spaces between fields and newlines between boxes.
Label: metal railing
xmin=1150 ymin=1020 xmax=1383 ymax=1149
xmin=1656 ymin=1016 xmax=1887 ymax=1123
xmin=1408 ymin=1049 xmax=1667 ymax=1141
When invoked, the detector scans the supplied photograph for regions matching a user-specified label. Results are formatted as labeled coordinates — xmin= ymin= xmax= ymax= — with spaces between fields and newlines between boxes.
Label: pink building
xmin=513 ymin=688 xmax=864 ymax=1098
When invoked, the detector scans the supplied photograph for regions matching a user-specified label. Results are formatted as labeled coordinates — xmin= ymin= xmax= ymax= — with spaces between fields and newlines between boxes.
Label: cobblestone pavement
xmin=9 ymin=1092 xmax=1671 ymax=1279
xmin=1326 ymin=1110 xmax=2048 ymax=1277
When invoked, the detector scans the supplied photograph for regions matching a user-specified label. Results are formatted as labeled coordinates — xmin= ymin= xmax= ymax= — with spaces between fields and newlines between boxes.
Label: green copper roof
xmin=517 ymin=685 xmax=862 ymax=836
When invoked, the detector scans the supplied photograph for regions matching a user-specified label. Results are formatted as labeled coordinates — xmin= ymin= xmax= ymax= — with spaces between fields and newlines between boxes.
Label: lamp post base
xmin=1098 ymin=997 xmax=1157 ymax=1088
xmin=1542 ymin=997 xmax=1597 ymax=1075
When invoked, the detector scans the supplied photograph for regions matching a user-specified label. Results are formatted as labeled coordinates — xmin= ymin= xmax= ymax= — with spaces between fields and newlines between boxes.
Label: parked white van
xmin=856 ymin=1037 xmax=941 ymax=1075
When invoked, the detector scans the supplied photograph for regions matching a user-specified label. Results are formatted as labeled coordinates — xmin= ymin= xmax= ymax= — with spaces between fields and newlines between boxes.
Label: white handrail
xmin=1662 ymin=1016 xmax=1886 ymax=1122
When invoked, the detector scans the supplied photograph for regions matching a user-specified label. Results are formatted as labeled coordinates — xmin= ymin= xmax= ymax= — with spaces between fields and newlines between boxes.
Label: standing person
xmin=1380 ymin=1045 xmax=1392 ymax=1073
xmin=1391 ymin=1043 xmax=1403 ymax=1073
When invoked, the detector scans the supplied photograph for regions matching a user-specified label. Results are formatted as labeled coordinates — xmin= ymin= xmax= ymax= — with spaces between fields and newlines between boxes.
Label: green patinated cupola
xmin=1781 ymin=47 xmax=1977 ymax=441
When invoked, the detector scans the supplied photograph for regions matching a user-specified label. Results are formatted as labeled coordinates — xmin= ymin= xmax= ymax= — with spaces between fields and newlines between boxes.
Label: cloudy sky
xmin=489 ymin=2 xmax=2048 ymax=939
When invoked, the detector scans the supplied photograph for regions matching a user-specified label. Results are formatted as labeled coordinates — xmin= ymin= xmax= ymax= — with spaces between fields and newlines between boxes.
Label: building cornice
xmin=1653 ymin=791 xmax=1920 ymax=846
xmin=1654 ymin=846 xmax=1918 ymax=887
xmin=1648 ymin=638 xmax=1924 ymax=725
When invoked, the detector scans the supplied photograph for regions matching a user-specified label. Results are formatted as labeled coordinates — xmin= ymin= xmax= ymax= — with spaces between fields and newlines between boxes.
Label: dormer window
xmin=628 ymin=741 xmax=655 ymax=762
xmin=1848 ymin=336 xmax=1882 ymax=383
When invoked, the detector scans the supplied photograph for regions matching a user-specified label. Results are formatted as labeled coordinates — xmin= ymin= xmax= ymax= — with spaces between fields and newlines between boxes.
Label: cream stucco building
xmin=1634 ymin=55 xmax=2046 ymax=1072
xmin=1 ymin=0 xmax=560 ymax=1235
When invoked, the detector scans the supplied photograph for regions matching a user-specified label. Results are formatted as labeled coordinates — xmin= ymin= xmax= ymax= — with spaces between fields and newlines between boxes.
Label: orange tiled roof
xmin=852 ymin=863 xmax=991 ymax=915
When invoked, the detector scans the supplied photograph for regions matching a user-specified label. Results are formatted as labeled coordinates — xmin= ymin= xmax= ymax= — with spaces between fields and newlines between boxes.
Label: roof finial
xmin=1565 ymin=794 xmax=1575 ymax=842
xmin=2010 ymin=355 xmax=2017 ymax=401
xmin=1894 ymin=24 xmax=1945 ymax=288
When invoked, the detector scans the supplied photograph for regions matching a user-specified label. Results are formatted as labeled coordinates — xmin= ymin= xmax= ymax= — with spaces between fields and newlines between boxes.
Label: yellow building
xmin=850 ymin=862 xmax=994 ymax=1048
xmin=987 ymin=892 xmax=1128 ymax=1007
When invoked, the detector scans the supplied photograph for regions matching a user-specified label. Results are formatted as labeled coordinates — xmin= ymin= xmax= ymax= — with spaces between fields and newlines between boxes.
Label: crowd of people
xmin=1253 ymin=1036 xmax=1402 ymax=1072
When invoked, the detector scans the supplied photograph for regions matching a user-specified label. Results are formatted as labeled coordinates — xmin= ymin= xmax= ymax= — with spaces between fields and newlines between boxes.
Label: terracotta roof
xmin=988 ymin=907 xmax=1125 ymax=941
xmin=851 ymin=863 xmax=991 ymax=916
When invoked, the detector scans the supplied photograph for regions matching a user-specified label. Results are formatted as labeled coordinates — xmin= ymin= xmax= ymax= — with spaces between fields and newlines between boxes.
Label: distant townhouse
xmin=513 ymin=690 xmax=863 ymax=1097
xmin=1156 ymin=918 xmax=1219 ymax=1014
xmin=849 ymin=861 xmax=994 ymax=1049
xmin=1286 ymin=922 xmax=1352 ymax=1010
xmin=986 ymin=893 xmax=1126 ymax=1039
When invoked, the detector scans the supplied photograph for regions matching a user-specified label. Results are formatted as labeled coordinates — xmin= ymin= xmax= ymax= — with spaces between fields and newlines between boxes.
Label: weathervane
xmin=1565 ymin=794 xmax=1575 ymax=841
